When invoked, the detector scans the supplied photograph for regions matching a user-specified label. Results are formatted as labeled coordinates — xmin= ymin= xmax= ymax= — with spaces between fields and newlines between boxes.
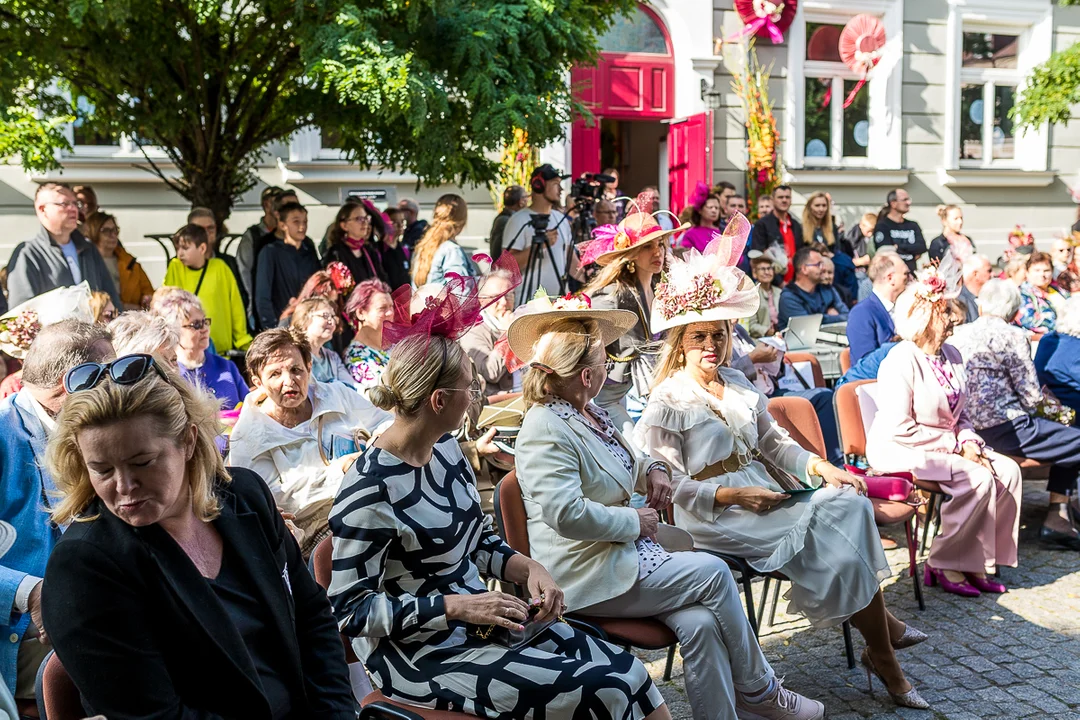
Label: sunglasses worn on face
xmin=184 ymin=318 xmax=212 ymax=331
xmin=65 ymin=354 xmax=169 ymax=394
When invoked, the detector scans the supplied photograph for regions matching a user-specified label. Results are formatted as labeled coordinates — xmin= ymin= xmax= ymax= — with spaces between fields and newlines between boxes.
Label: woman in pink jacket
xmin=866 ymin=262 xmax=1022 ymax=598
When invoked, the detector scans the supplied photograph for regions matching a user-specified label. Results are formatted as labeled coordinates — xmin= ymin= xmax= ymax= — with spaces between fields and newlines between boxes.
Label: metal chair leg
xmin=768 ymin=578 xmax=782 ymax=626
xmin=756 ymin=577 xmax=772 ymax=630
xmin=742 ymin=573 xmax=760 ymax=637
xmin=664 ymin=645 xmax=676 ymax=682
xmin=842 ymin=620 xmax=856 ymax=669
xmin=919 ymin=493 xmax=936 ymax=555
xmin=905 ymin=518 xmax=925 ymax=611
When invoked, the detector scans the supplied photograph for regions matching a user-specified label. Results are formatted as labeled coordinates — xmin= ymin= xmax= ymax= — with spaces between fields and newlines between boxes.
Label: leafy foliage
xmin=1012 ymin=41 xmax=1080 ymax=130
xmin=0 ymin=0 xmax=633 ymax=220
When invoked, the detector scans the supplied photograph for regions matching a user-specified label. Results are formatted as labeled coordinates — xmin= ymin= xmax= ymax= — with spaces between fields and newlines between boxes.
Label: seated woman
xmin=228 ymin=328 xmax=390 ymax=554
xmin=867 ymin=265 xmax=1023 ymax=597
xmin=343 ymin=279 xmax=394 ymax=395
xmin=41 ymin=354 xmax=354 ymax=718
xmin=155 ymin=289 xmax=247 ymax=411
xmin=85 ymin=211 xmax=155 ymax=310
xmin=277 ymin=262 xmax=355 ymax=342
xmin=635 ymin=220 xmax=926 ymax=709
xmin=329 ymin=289 xmax=669 ymax=719
xmin=107 ymin=311 xmax=179 ymax=368
xmin=511 ymin=296 xmax=826 ymax=720
xmin=291 ymin=297 xmax=357 ymax=389
xmin=1017 ymin=251 xmax=1062 ymax=333
xmin=1036 ymin=295 xmax=1080 ymax=415
xmin=459 ymin=269 xmax=516 ymax=398
xmin=580 ymin=210 xmax=686 ymax=436
xmin=951 ymin=279 xmax=1080 ymax=549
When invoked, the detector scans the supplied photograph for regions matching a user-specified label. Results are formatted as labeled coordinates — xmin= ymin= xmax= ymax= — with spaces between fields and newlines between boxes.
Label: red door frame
xmin=570 ymin=4 xmax=676 ymax=177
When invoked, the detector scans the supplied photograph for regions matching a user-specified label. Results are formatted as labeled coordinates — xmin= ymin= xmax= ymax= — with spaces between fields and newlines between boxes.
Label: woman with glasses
xmin=228 ymin=328 xmax=390 ymax=555
xmin=154 ymin=289 xmax=247 ymax=411
xmin=84 ymin=211 xmax=154 ymax=310
xmin=323 ymin=200 xmax=392 ymax=286
xmin=291 ymin=297 xmax=357 ymax=389
xmin=41 ymin=354 xmax=355 ymax=718
xmin=510 ymin=294 xmax=827 ymax=720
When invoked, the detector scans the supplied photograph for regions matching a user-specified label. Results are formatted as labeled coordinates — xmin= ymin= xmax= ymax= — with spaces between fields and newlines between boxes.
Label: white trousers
xmin=577 ymin=551 xmax=773 ymax=720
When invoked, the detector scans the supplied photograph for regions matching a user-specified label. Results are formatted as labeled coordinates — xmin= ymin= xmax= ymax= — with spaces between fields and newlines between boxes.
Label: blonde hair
xmin=521 ymin=318 xmax=601 ymax=406
xmin=45 ymin=361 xmax=228 ymax=526
xmin=801 ymin=192 xmax=836 ymax=247
xmin=411 ymin=194 xmax=468 ymax=286
xmin=937 ymin=204 xmax=961 ymax=224
xmin=651 ymin=321 xmax=733 ymax=390
xmin=88 ymin=291 xmax=113 ymax=324
xmin=369 ymin=335 xmax=466 ymax=415
xmin=291 ymin=297 xmax=336 ymax=334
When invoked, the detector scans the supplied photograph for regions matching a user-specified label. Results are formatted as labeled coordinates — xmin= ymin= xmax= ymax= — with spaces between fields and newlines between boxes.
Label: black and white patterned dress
xmin=328 ymin=434 xmax=663 ymax=719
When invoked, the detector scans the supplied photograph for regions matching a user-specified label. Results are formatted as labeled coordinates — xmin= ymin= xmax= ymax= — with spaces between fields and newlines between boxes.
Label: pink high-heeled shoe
xmin=965 ymin=573 xmax=1006 ymax=593
xmin=924 ymin=565 xmax=981 ymax=597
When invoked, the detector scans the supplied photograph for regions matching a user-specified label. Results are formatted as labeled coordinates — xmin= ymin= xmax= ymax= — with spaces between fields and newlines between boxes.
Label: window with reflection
xmin=597 ymin=6 xmax=668 ymax=54
xmin=958 ymin=30 xmax=1019 ymax=165
xmin=801 ymin=18 xmax=873 ymax=165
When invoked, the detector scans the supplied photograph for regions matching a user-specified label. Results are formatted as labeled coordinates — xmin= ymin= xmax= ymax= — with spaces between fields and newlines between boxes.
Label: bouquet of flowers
xmin=732 ymin=46 xmax=783 ymax=218
xmin=0 ymin=311 xmax=41 ymax=357
xmin=1036 ymin=388 xmax=1076 ymax=426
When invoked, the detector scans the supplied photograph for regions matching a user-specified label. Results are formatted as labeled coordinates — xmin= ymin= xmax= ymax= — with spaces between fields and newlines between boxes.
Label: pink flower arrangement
xmin=0 ymin=310 xmax=40 ymax=352
xmin=655 ymin=274 xmax=725 ymax=321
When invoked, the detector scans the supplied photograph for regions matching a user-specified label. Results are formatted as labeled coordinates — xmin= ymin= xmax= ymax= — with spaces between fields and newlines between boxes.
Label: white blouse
xmin=634 ymin=368 xmax=817 ymax=524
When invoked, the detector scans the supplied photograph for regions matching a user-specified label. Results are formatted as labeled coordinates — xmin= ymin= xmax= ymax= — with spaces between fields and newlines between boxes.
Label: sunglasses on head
xmin=64 ymin=354 xmax=169 ymax=394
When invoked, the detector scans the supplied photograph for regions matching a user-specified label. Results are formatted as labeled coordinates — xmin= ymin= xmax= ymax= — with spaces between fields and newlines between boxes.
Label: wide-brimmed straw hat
xmin=579 ymin=212 xmax=690 ymax=267
xmin=505 ymin=292 xmax=637 ymax=364
xmin=651 ymin=213 xmax=760 ymax=333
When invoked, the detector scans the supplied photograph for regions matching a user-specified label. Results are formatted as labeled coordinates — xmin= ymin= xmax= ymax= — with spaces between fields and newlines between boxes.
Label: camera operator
xmin=501 ymin=164 xmax=574 ymax=302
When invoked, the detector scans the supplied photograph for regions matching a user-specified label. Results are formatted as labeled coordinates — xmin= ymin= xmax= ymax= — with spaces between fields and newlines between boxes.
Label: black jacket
xmin=255 ymin=239 xmax=322 ymax=330
xmin=751 ymin=213 xmax=804 ymax=254
xmin=42 ymin=469 xmax=354 ymax=720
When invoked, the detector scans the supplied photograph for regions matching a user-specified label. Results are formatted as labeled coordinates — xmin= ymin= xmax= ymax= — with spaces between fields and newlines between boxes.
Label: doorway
xmin=600 ymin=119 xmax=667 ymax=200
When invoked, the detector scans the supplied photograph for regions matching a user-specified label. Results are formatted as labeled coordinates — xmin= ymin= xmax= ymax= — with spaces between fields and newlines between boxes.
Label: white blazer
xmin=515 ymin=403 xmax=662 ymax=611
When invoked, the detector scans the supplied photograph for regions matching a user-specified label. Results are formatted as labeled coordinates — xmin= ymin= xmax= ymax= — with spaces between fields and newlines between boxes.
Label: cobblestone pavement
xmin=635 ymin=481 xmax=1080 ymax=719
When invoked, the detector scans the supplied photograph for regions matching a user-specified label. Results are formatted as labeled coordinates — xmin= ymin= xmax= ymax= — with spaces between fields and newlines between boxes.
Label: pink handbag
xmin=844 ymin=465 xmax=914 ymax=502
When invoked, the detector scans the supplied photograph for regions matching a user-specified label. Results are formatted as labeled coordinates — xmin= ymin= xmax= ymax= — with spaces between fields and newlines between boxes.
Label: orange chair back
xmin=833 ymin=379 xmax=874 ymax=458
xmin=495 ymin=470 xmax=531 ymax=558
xmin=782 ymin=351 xmax=825 ymax=388
xmin=40 ymin=653 xmax=83 ymax=720
xmin=767 ymin=396 xmax=827 ymax=458
xmin=839 ymin=347 xmax=851 ymax=374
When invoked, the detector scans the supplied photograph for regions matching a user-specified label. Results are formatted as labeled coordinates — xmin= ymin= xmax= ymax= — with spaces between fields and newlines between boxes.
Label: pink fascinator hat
xmin=651 ymin=213 xmax=760 ymax=333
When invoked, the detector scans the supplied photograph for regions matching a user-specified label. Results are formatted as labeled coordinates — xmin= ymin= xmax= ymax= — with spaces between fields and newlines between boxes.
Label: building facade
xmin=1 ymin=0 xmax=1078 ymax=286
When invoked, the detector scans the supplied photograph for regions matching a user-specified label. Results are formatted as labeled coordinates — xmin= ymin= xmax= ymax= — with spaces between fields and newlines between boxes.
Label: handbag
xmin=844 ymin=465 xmax=916 ymax=502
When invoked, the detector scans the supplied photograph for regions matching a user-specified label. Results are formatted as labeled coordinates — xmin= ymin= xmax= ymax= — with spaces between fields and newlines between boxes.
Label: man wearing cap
xmin=501 ymin=164 xmax=575 ymax=302
xmin=0 ymin=320 xmax=114 ymax=709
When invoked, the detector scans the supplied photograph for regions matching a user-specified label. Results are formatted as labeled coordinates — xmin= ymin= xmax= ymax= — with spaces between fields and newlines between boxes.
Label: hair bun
xmin=368 ymin=384 xmax=399 ymax=411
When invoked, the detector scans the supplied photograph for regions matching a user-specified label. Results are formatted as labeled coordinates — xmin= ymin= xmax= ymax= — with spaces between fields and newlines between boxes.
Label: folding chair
xmin=783 ymin=351 xmax=826 ymax=388
xmin=833 ymin=380 xmax=925 ymax=611
xmin=311 ymin=538 xmax=477 ymax=719
xmin=493 ymin=471 xmax=680 ymax=682
xmin=839 ymin=347 xmax=852 ymax=375
xmin=34 ymin=651 xmax=83 ymax=720
xmin=848 ymin=381 xmax=948 ymax=556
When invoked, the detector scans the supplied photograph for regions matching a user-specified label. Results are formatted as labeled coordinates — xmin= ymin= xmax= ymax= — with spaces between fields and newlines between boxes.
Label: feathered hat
xmin=651 ymin=213 xmax=760 ymax=333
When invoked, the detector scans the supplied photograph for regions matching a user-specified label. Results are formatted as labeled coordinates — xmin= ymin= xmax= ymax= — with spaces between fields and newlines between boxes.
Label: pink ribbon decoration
xmin=728 ymin=0 xmax=797 ymax=45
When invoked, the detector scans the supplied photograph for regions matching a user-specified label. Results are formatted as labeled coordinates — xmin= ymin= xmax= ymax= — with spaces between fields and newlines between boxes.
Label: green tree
xmin=0 ymin=0 xmax=632 ymax=223
xmin=1012 ymin=41 xmax=1080 ymax=130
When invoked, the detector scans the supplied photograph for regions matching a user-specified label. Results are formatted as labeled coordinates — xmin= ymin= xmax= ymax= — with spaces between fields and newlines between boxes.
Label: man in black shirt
xmin=873 ymin=188 xmax=927 ymax=272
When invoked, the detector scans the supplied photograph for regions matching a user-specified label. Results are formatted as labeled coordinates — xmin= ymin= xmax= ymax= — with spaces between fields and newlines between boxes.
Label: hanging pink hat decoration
xmin=731 ymin=0 xmax=798 ymax=44
xmin=839 ymin=14 xmax=887 ymax=108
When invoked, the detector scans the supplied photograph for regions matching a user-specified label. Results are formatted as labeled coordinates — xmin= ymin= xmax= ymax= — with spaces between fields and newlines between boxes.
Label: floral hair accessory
xmin=0 ymin=310 xmax=41 ymax=357
xmin=650 ymin=213 xmax=760 ymax=332
xmin=893 ymin=252 xmax=963 ymax=340
xmin=381 ymin=252 xmax=521 ymax=349
xmin=326 ymin=261 xmax=356 ymax=295
xmin=1001 ymin=225 xmax=1036 ymax=262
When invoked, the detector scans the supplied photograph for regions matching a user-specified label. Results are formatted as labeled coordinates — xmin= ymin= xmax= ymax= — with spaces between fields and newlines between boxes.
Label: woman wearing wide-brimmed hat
xmin=636 ymin=213 xmax=930 ymax=711
xmin=581 ymin=211 xmax=688 ymax=436
xmin=510 ymin=291 xmax=827 ymax=720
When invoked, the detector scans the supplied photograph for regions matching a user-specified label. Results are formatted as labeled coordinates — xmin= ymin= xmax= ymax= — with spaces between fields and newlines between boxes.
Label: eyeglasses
xmin=442 ymin=383 xmax=484 ymax=403
xmin=183 ymin=318 xmax=212 ymax=331
xmin=311 ymin=312 xmax=338 ymax=324
xmin=349 ymin=216 xmax=372 ymax=225
xmin=46 ymin=201 xmax=82 ymax=210
xmin=100 ymin=226 xmax=120 ymax=236
xmin=65 ymin=354 xmax=168 ymax=394
xmin=803 ymin=262 xmax=823 ymax=269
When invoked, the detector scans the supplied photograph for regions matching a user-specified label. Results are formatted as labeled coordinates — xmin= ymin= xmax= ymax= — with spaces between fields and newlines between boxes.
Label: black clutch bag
xmin=474 ymin=606 xmax=562 ymax=649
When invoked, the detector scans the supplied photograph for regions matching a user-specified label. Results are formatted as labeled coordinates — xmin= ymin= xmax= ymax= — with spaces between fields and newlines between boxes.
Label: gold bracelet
xmin=807 ymin=456 xmax=825 ymax=477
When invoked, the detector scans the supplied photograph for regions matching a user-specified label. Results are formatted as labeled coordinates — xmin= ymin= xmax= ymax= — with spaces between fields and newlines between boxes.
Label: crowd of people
xmin=0 ymin=170 xmax=1077 ymax=719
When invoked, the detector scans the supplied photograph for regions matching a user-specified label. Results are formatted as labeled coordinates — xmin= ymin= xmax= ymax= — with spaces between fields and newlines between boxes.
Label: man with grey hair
xmin=958 ymin=254 xmax=993 ymax=323
xmin=397 ymin=197 xmax=428 ymax=252
xmin=107 ymin=311 xmax=180 ymax=368
xmin=952 ymin=279 xmax=1080 ymax=550
xmin=0 ymin=320 xmax=114 ymax=706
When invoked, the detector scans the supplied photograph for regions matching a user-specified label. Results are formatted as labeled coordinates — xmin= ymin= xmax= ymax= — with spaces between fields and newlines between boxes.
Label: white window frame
xmin=943 ymin=0 xmax=1052 ymax=172
xmin=783 ymin=0 xmax=904 ymax=171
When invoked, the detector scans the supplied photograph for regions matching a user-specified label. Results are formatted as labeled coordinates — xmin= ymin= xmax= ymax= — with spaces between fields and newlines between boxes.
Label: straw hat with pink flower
xmin=578 ymin=209 xmax=689 ymax=268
